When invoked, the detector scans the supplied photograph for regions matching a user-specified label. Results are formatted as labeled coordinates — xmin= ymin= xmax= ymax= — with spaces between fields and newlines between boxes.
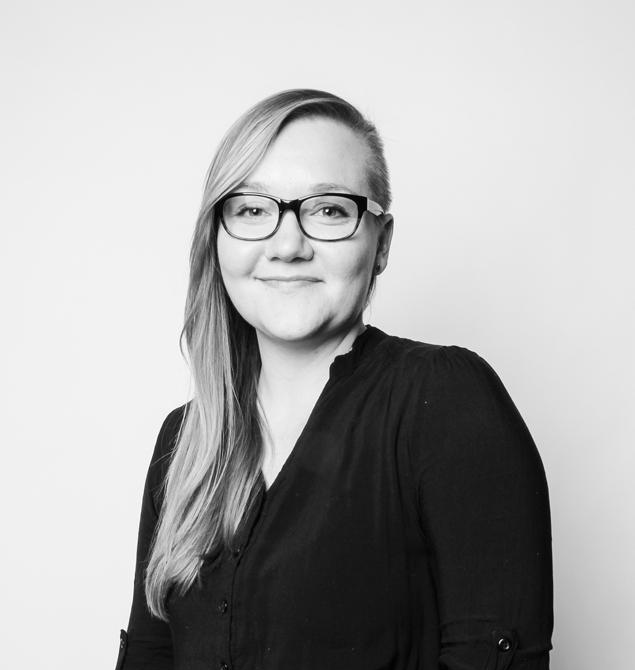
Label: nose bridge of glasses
xmin=276 ymin=198 xmax=305 ymax=231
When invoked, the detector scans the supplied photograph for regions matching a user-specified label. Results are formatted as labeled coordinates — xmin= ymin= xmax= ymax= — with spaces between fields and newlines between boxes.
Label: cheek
xmin=216 ymin=232 xmax=259 ymax=281
xmin=215 ymin=233 xmax=265 ymax=320
xmin=329 ymin=242 xmax=375 ymax=285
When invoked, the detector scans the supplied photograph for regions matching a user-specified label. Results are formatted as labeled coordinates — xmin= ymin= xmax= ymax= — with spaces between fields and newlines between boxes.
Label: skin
xmin=217 ymin=116 xmax=394 ymax=486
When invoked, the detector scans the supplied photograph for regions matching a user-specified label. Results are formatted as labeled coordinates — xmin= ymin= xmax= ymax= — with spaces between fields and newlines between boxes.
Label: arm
xmin=410 ymin=347 xmax=553 ymax=669
xmin=116 ymin=406 xmax=185 ymax=670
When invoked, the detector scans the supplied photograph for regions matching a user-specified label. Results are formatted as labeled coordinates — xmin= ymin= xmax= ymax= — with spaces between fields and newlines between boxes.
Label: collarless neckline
xmin=328 ymin=324 xmax=387 ymax=380
xmin=257 ymin=324 xmax=388 ymax=498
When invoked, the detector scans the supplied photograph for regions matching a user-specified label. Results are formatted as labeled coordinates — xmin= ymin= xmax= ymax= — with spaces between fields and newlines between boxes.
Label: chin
xmin=253 ymin=311 xmax=333 ymax=344
xmin=260 ymin=321 xmax=323 ymax=343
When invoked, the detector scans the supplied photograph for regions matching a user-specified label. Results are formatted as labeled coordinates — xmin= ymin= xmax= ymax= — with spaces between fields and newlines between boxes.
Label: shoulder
xmin=150 ymin=402 xmax=190 ymax=465
xmin=146 ymin=401 xmax=191 ymax=509
xmin=376 ymin=330 xmax=501 ymax=399
xmin=369 ymin=330 xmax=526 ymax=434
xmin=383 ymin=336 xmax=540 ymax=477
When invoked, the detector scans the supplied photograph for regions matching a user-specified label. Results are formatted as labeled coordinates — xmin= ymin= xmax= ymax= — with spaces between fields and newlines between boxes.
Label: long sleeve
xmin=116 ymin=406 xmax=185 ymax=670
xmin=410 ymin=347 xmax=553 ymax=670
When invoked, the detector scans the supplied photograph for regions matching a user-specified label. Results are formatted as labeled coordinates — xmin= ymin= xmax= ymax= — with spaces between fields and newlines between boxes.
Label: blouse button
xmin=232 ymin=546 xmax=242 ymax=558
xmin=219 ymin=663 xmax=229 ymax=670
xmin=217 ymin=598 xmax=228 ymax=614
xmin=497 ymin=636 xmax=512 ymax=652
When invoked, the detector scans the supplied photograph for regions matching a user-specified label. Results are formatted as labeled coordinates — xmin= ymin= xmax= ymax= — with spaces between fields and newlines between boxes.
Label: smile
xmin=257 ymin=277 xmax=321 ymax=289
xmin=258 ymin=276 xmax=320 ymax=281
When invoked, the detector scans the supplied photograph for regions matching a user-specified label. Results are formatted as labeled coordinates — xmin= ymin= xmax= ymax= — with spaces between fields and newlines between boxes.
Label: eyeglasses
xmin=217 ymin=192 xmax=385 ymax=242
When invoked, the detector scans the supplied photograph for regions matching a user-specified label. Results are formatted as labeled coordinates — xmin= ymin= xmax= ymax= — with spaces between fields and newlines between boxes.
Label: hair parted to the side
xmin=144 ymin=89 xmax=392 ymax=620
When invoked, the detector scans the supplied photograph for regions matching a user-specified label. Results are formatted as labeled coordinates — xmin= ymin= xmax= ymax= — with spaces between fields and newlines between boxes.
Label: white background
xmin=1 ymin=1 xmax=633 ymax=668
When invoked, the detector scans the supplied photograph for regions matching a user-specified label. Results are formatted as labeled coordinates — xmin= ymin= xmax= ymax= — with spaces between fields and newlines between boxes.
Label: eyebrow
xmin=236 ymin=181 xmax=354 ymax=194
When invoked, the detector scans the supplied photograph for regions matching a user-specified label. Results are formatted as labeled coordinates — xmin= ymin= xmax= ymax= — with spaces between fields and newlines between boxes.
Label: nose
xmin=264 ymin=208 xmax=314 ymax=262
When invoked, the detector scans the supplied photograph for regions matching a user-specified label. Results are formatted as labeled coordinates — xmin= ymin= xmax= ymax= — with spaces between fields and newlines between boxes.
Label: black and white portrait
xmin=2 ymin=2 xmax=633 ymax=669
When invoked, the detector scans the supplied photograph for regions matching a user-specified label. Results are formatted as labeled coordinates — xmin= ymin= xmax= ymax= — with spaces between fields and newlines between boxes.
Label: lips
xmin=258 ymin=276 xmax=320 ymax=282
xmin=257 ymin=276 xmax=321 ymax=290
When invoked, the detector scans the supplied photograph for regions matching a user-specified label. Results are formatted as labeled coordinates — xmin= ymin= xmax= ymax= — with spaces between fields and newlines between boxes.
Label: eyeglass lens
xmin=222 ymin=194 xmax=360 ymax=240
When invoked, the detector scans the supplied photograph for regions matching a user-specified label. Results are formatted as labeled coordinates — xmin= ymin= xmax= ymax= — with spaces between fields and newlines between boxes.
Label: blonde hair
xmin=145 ymin=88 xmax=392 ymax=619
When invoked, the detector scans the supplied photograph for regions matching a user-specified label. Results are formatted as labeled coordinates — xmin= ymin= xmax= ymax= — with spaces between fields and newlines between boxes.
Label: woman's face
xmin=216 ymin=116 xmax=393 ymax=345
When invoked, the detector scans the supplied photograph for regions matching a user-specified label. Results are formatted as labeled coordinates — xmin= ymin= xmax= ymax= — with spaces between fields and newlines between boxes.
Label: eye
xmin=316 ymin=205 xmax=347 ymax=218
xmin=307 ymin=202 xmax=351 ymax=219
xmin=223 ymin=195 xmax=277 ymax=221
xmin=235 ymin=206 xmax=266 ymax=218
xmin=302 ymin=195 xmax=358 ymax=222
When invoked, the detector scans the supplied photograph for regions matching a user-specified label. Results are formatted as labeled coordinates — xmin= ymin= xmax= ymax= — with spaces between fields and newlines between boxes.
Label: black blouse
xmin=116 ymin=325 xmax=553 ymax=670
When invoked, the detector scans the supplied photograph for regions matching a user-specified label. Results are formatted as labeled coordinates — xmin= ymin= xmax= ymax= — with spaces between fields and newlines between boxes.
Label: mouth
xmin=256 ymin=276 xmax=322 ymax=289
xmin=257 ymin=276 xmax=321 ymax=283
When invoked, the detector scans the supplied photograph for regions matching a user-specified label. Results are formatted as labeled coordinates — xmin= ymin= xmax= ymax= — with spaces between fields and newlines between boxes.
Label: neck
xmin=256 ymin=317 xmax=367 ymax=405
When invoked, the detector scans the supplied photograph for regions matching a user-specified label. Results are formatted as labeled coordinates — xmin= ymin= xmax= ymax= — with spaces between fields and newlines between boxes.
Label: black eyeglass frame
xmin=217 ymin=191 xmax=386 ymax=242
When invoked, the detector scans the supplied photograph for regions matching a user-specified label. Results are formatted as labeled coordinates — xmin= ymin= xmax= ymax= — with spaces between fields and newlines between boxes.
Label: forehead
xmin=243 ymin=117 xmax=372 ymax=198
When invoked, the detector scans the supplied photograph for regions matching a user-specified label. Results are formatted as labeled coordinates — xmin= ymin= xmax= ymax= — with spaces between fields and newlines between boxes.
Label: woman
xmin=115 ymin=89 xmax=553 ymax=670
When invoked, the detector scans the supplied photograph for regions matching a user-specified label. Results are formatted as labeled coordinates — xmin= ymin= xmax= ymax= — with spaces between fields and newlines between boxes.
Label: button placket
xmin=217 ymin=543 xmax=243 ymax=665
xmin=207 ymin=550 xmax=235 ymax=670
xmin=228 ymin=489 xmax=267 ymax=669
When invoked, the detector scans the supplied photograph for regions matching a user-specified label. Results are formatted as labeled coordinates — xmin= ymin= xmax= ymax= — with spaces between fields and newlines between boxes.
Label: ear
xmin=375 ymin=213 xmax=394 ymax=273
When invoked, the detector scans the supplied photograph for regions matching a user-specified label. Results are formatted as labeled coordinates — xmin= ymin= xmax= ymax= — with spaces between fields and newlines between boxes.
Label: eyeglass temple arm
xmin=367 ymin=198 xmax=385 ymax=216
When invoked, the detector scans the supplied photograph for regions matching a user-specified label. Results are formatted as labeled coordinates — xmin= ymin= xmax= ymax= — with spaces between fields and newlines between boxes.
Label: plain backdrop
xmin=1 ymin=1 xmax=633 ymax=668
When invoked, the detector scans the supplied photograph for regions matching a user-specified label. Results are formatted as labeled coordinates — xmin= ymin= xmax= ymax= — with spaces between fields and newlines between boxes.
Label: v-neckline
xmin=257 ymin=325 xmax=375 ymax=497
xmin=258 ymin=376 xmax=332 ymax=496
